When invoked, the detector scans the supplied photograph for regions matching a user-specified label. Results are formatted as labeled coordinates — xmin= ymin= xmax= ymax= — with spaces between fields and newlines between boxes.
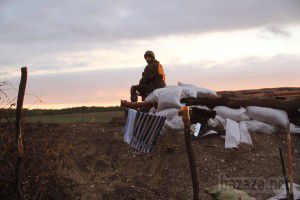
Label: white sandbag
xmin=148 ymin=107 xmax=156 ymax=114
xmin=244 ymin=120 xmax=277 ymax=134
xmin=246 ymin=106 xmax=289 ymax=129
xmin=179 ymin=85 xmax=198 ymax=99
xmin=146 ymin=86 xmax=183 ymax=103
xmin=216 ymin=115 xmax=226 ymax=127
xmin=155 ymin=108 xmax=180 ymax=120
xmin=145 ymin=87 xmax=165 ymax=103
xmin=239 ymin=121 xmax=253 ymax=145
xmin=178 ymin=82 xmax=218 ymax=98
xmin=164 ymin=115 xmax=184 ymax=130
xmin=208 ymin=115 xmax=226 ymax=133
xmin=208 ymin=118 xmax=220 ymax=129
xmin=145 ymin=92 xmax=155 ymax=102
xmin=190 ymin=123 xmax=201 ymax=137
xmin=225 ymin=119 xmax=240 ymax=148
xmin=214 ymin=106 xmax=250 ymax=122
xmin=209 ymin=115 xmax=225 ymax=126
xmin=290 ymin=123 xmax=300 ymax=134
xmin=157 ymin=87 xmax=183 ymax=111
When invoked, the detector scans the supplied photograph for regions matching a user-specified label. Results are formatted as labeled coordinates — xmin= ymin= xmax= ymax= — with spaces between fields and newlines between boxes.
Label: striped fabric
xmin=124 ymin=109 xmax=166 ymax=153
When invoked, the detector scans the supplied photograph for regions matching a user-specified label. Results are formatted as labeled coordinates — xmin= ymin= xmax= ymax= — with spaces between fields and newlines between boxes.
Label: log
xmin=182 ymin=96 xmax=300 ymax=126
xmin=120 ymin=100 xmax=154 ymax=110
xmin=121 ymin=96 xmax=300 ymax=126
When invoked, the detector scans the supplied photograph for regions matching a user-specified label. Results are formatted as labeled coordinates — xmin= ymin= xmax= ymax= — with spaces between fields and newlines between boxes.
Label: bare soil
xmin=1 ymin=121 xmax=299 ymax=200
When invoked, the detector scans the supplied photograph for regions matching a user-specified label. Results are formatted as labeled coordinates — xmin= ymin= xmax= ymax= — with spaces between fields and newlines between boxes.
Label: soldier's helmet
xmin=144 ymin=50 xmax=155 ymax=58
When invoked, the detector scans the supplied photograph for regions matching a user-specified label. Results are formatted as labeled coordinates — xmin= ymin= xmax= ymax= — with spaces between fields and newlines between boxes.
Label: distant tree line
xmin=0 ymin=106 xmax=123 ymax=117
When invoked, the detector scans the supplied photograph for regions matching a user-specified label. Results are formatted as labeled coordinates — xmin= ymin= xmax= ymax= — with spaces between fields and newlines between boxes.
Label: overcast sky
xmin=1 ymin=0 xmax=300 ymax=108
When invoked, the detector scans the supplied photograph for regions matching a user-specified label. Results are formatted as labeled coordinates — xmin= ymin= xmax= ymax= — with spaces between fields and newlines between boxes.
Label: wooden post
xmin=287 ymin=128 xmax=294 ymax=199
xmin=15 ymin=67 xmax=27 ymax=199
xmin=180 ymin=106 xmax=200 ymax=200
xmin=279 ymin=147 xmax=290 ymax=199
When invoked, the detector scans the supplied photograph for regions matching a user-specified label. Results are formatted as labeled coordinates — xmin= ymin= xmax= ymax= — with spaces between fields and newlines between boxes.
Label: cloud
xmin=265 ymin=26 xmax=291 ymax=37
xmin=0 ymin=0 xmax=300 ymax=70
xmin=1 ymin=0 xmax=299 ymax=44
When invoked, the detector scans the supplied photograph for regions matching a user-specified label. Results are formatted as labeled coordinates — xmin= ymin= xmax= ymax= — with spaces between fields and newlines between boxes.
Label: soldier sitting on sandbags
xmin=130 ymin=51 xmax=166 ymax=102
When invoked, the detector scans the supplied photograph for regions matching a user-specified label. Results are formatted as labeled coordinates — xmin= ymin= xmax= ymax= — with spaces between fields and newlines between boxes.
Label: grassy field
xmin=25 ymin=111 xmax=124 ymax=123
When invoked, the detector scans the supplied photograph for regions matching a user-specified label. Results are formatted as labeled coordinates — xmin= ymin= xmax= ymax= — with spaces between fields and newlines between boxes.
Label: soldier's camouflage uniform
xmin=131 ymin=59 xmax=166 ymax=102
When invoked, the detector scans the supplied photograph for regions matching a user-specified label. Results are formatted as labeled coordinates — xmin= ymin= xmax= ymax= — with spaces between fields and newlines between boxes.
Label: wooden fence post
xmin=15 ymin=67 xmax=27 ymax=199
xmin=180 ymin=106 xmax=200 ymax=200
xmin=287 ymin=128 xmax=294 ymax=200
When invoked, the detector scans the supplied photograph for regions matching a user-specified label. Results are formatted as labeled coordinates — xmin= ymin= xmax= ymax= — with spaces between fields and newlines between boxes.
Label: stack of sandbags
xmin=208 ymin=106 xmax=292 ymax=134
xmin=145 ymin=84 xmax=218 ymax=133
xmin=145 ymin=84 xmax=297 ymax=143
xmin=225 ymin=119 xmax=253 ymax=148
xmin=207 ymin=106 xmax=292 ymax=148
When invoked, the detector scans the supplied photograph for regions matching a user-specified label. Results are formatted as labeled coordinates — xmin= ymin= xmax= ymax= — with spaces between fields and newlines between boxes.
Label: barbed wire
xmin=1 ymin=69 xmax=44 ymax=110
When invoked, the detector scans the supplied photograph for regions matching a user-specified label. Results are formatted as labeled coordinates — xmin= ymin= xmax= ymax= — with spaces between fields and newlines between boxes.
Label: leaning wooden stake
xmin=15 ymin=67 xmax=27 ymax=199
xmin=279 ymin=147 xmax=290 ymax=199
xmin=287 ymin=128 xmax=294 ymax=199
xmin=180 ymin=106 xmax=200 ymax=200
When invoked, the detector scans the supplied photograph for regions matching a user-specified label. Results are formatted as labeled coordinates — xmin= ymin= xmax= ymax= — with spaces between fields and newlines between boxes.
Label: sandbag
xmin=206 ymin=184 xmax=256 ymax=200
xmin=214 ymin=106 xmax=250 ymax=122
xmin=225 ymin=119 xmax=240 ymax=148
xmin=145 ymin=85 xmax=183 ymax=102
xmin=178 ymin=82 xmax=218 ymax=97
xmin=246 ymin=106 xmax=289 ymax=129
xmin=164 ymin=115 xmax=184 ymax=130
xmin=208 ymin=115 xmax=226 ymax=133
xmin=216 ymin=115 xmax=226 ymax=127
xmin=148 ymin=107 xmax=156 ymax=114
xmin=156 ymin=87 xmax=182 ymax=111
xmin=190 ymin=123 xmax=201 ymax=137
xmin=179 ymin=85 xmax=198 ymax=99
xmin=290 ymin=123 xmax=300 ymax=134
xmin=239 ymin=121 xmax=253 ymax=145
xmin=145 ymin=92 xmax=155 ymax=102
xmin=145 ymin=87 xmax=165 ymax=103
xmin=155 ymin=108 xmax=180 ymax=120
xmin=244 ymin=120 xmax=277 ymax=134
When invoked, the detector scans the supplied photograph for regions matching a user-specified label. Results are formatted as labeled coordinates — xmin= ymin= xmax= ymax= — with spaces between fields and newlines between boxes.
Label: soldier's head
xmin=144 ymin=50 xmax=155 ymax=63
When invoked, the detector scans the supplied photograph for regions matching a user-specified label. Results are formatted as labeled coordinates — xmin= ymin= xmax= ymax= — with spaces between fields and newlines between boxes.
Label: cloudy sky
xmin=0 ymin=0 xmax=300 ymax=109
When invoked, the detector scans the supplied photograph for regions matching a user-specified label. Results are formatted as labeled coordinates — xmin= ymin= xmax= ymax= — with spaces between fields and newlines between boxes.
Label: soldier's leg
xmin=130 ymin=85 xmax=138 ymax=102
xmin=137 ymin=84 xmax=154 ymax=101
